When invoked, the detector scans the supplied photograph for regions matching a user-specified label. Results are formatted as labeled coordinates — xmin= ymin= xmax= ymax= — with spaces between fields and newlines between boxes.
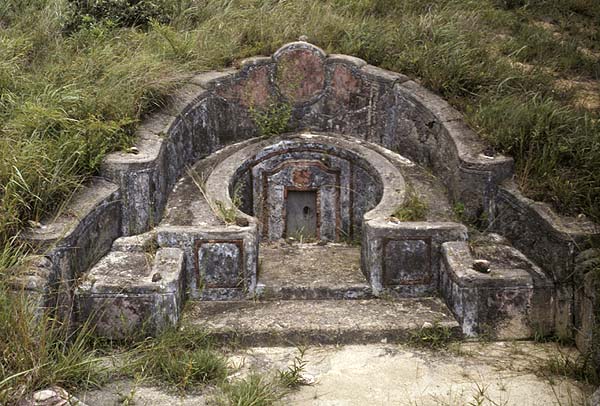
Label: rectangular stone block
xmin=75 ymin=248 xmax=185 ymax=339
xmin=440 ymin=241 xmax=555 ymax=339
xmin=196 ymin=240 xmax=244 ymax=289
xmin=383 ymin=238 xmax=432 ymax=285
xmin=362 ymin=219 xmax=467 ymax=297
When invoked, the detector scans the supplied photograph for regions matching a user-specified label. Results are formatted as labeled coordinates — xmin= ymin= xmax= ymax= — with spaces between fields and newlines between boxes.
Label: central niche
xmin=286 ymin=190 xmax=317 ymax=239
xmin=232 ymin=138 xmax=384 ymax=243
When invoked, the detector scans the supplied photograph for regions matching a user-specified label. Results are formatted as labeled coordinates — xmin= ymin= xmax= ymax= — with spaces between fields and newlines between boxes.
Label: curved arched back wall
xmin=101 ymin=41 xmax=513 ymax=238
xmin=231 ymin=139 xmax=384 ymax=242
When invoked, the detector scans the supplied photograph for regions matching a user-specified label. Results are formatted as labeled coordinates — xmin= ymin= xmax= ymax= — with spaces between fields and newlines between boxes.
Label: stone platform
xmin=183 ymin=297 xmax=460 ymax=346
xmin=256 ymin=242 xmax=371 ymax=300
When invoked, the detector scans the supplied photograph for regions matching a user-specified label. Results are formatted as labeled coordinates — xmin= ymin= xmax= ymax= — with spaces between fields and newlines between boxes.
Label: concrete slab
xmin=242 ymin=342 xmax=592 ymax=406
xmin=183 ymin=297 xmax=460 ymax=346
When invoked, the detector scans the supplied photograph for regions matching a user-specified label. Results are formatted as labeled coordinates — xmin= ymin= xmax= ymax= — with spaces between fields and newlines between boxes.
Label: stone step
xmin=256 ymin=242 xmax=373 ymax=300
xmin=256 ymin=283 xmax=374 ymax=300
xmin=182 ymin=297 xmax=461 ymax=346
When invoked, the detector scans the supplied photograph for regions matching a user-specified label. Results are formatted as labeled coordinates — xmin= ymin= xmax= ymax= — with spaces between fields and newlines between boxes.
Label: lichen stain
xmin=217 ymin=65 xmax=271 ymax=108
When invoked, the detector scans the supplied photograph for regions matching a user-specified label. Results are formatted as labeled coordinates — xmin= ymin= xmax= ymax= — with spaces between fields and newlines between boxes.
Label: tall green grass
xmin=0 ymin=284 xmax=106 ymax=402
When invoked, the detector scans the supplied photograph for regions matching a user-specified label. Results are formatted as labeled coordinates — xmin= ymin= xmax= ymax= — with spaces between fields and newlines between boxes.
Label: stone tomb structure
xmin=19 ymin=42 xmax=599 ymax=349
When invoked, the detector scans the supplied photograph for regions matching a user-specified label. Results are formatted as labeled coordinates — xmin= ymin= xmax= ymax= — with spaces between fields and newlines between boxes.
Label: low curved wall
xmin=99 ymin=41 xmax=514 ymax=239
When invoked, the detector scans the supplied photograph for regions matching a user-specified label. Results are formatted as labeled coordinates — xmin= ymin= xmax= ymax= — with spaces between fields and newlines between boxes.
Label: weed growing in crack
xmin=249 ymin=100 xmax=292 ymax=138
xmin=278 ymin=347 xmax=309 ymax=389
xmin=392 ymin=187 xmax=429 ymax=221
xmin=408 ymin=323 xmax=455 ymax=350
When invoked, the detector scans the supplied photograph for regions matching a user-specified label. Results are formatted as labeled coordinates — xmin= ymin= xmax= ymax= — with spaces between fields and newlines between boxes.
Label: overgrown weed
xmin=0 ymin=283 xmax=107 ymax=402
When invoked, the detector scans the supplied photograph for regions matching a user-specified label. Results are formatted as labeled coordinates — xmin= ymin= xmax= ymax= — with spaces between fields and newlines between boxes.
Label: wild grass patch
xmin=120 ymin=327 xmax=227 ymax=390
xmin=408 ymin=323 xmax=455 ymax=350
xmin=0 ymin=284 xmax=107 ymax=403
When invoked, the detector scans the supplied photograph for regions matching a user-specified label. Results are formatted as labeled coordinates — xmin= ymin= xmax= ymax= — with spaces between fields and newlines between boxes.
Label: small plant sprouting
xmin=392 ymin=188 xmax=428 ymax=221
xmin=214 ymin=200 xmax=238 ymax=225
xmin=453 ymin=202 xmax=466 ymax=222
xmin=537 ymin=350 xmax=600 ymax=386
xmin=278 ymin=347 xmax=311 ymax=389
xmin=188 ymin=167 xmax=240 ymax=226
xmin=249 ymin=99 xmax=292 ymax=138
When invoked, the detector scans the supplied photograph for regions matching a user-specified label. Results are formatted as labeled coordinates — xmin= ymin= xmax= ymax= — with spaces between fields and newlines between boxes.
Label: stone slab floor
xmin=79 ymin=342 xmax=593 ymax=405
xmin=258 ymin=242 xmax=366 ymax=290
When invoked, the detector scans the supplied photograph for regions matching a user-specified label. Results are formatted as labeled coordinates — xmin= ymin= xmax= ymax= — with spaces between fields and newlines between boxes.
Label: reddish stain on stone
xmin=330 ymin=64 xmax=370 ymax=112
xmin=292 ymin=168 xmax=312 ymax=186
xmin=216 ymin=65 xmax=271 ymax=108
xmin=276 ymin=49 xmax=325 ymax=103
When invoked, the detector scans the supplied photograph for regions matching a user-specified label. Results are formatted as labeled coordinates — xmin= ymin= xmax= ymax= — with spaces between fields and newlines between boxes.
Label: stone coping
xmin=205 ymin=132 xmax=406 ymax=227
xmin=441 ymin=241 xmax=552 ymax=289
xmin=21 ymin=177 xmax=119 ymax=249
xmin=76 ymin=248 xmax=183 ymax=295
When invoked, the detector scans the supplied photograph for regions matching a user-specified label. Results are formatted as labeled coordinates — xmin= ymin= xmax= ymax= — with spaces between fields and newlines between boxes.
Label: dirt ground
xmin=79 ymin=341 xmax=593 ymax=406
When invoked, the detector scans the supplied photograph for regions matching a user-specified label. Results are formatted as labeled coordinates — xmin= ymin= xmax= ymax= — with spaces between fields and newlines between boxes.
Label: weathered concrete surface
xmin=210 ymin=132 xmax=404 ymax=242
xmin=576 ymin=249 xmax=600 ymax=376
xmin=75 ymin=248 xmax=185 ymax=339
xmin=161 ymin=138 xmax=258 ymax=229
xmin=21 ymin=177 xmax=121 ymax=319
xmin=182 ymin=297 xmax=460 ymax=346
xmin=440 ymin=239 xmax=555 ymax=339
xmin=248 ymin=342 xmax=592 ymax=406
xmin=77 ymin=342 xmax=591 ymax=406
xmin=491 ymin=181 xmax=600 ymax=340
xmin=257 ymin=242 xmax=371 ymax=300
xmin=157 ymin=225 xmax=258 ymax=300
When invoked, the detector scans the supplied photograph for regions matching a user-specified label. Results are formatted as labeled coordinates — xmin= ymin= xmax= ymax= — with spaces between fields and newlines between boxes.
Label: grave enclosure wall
xmin=18 ymin=42 xmax=599 ymax=352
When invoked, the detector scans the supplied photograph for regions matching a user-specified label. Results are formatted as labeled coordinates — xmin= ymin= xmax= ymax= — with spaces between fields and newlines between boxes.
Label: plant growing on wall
xmin=249 ymin=98 xmax=291 ymax=138
xmin=392 ymin=187 xmax=428 ymax=221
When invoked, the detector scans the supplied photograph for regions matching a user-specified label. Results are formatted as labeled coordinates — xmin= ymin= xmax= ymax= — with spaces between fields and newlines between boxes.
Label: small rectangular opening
xmin=285 ymin=191 xmax=318 ymax=240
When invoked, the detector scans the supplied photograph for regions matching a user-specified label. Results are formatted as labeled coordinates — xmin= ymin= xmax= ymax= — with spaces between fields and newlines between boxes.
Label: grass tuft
xmin=220 ymin=373 xmax=284 ymax=406
xmin=121 ymin=328 xmax=228 ymax=391
xmin=408 ymin=323 xmax=455 ymax=350
xmin=0 ymin=283 xmax=106 ymax=403
xmin=393 ymin=189 xmax=428 ymax=221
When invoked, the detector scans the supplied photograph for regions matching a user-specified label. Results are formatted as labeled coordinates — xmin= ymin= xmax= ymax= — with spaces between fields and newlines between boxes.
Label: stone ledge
xmin=22 ymin=178 xmax=120 ymax=248
xmin=361 ymin=64 xmax=410 ymax=85
xmin=189 ymin=69 xmax=238 ymax=88
xmin=326 ymin=53 xmax=367 ymax=68
xmin=156 ymin=225 xmax=259 ymax=300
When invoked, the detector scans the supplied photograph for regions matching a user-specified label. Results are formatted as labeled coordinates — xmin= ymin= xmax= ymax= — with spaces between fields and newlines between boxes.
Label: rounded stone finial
xmin=299 ymin=35 xmax=309 ymax=42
